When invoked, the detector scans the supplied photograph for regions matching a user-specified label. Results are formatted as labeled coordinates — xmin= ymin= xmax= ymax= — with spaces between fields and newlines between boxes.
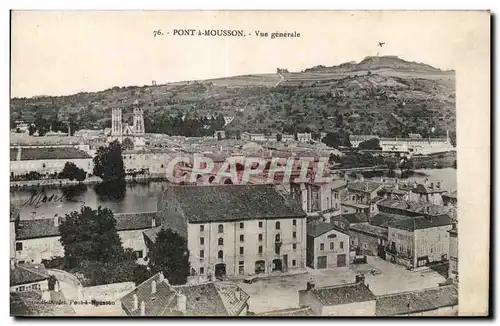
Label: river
xmin=10 ymin=168 xmax=456 ymax=221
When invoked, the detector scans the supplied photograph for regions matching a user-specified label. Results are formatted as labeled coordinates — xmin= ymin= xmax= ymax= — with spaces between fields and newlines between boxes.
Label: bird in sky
xmin=378 ymin=42 xmax=385 ymax=47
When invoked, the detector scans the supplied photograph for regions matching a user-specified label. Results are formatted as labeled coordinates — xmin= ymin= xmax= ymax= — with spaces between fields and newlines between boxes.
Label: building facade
xmin=448 ymin=224 xmax=458 ymax=282
xmin=306 ymin=221 xmax=350 ymax=269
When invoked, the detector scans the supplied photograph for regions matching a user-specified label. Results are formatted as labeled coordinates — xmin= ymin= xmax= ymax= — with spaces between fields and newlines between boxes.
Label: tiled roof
xmin=349 ymin=223 xmax=388 ymax=237
xmin=341 ymin=212 xmax=368 ymax=224
xmin=347 ymin=181 xmax=382 ymax=193
xmin=176 ymin=283 xmax=228 ymax=316
xmin=443 ymin=190 xmax=458 ymax=199
xmin=307 ymin=220 xmax=347 ymax=238
xmin=10 ymin=147 xmax=91 ymax=161
xmin=10 ymin=264 xmax=49 ymax=286
xmin=121 ymin=273 xmax=177 ymax=316
xmin=376 ymin=285 xmax=458 ymax=316
xmin=257 ymin=306 xmax=316 ymax=316
xmin=16 ymin=212 xmax=160 ymax=240
xmin=411 ymin=183 xmax=447 ymax=194
xmin=168 ymin=185 xmax=306 ymax=223
xmin=370 ymin=212 xmax=413 ymax=229
xmin=391 ymin=215 xmax=452 ymax=231
xmin=377 ymin=199 xmax=449 ymax=216
xmin=306 ymin=282 xmax=376 ymax=306
xmin=114 ymin=212 xmax=159 ymax=231
xmin=142 ymin=226 xmax=163 ymax=243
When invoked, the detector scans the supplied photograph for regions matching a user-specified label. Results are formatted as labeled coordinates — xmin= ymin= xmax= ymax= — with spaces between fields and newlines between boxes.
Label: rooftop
xmin=302 ymin=282 xmax=376 ymax=306
xmin=10 ymin=291 xmax=76 ymax=316
xmin=165 ymin=185 xmax=306 ymax=223
xmin=256 ymin=306 xmax=315 ymax=316
xmin=307 ymin=220 xmax=347 ymax=238
xmin=10 ymin=147 xmax=91 ymax=161
xmin=391 ymin=214 xmax=452 ymax=231
xmin=378 ymin=199 xmax=450 ymax=216
xmin=347 ymin=181 xmax=382 ymax=193
xmin=375 ymin=285 xmax=458 ymax=316
xmin=10 ymin=264 xmax=49 ymax=286
xmin=349 ymin=223 xmax=388 ymax=237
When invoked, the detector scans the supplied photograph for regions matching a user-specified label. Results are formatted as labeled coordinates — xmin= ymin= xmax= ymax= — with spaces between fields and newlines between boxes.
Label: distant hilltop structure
xmin=277 ymin=68 xmax=289 ymax=74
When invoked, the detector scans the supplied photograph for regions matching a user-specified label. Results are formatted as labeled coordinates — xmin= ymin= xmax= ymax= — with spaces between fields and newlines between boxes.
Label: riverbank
xmin=10 ymin=174 xmax=168 ymax=190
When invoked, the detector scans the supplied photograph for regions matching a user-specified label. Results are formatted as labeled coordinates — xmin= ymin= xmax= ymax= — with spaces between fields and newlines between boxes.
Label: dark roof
xmin=167 ymin=185 xmax=306 ymax=223
xmin=11 ymin=204 xmax=20 ymax=222
xmin=376 ymin=285 xmax=458 ymax=316
xmin=347 ymin=181 xmax=381 ymax=193
xmin=370 ymin=212 xmax=413 ymax=228
xmin=341 ymin=212 xmax=368 ymax=224
xmin=349 ymin=223 xmax=388 ymax=237
xmin=257 ymin=306 xmax=316 ymax=316
xmin=10 ymin=147 xmax=91 ymax=161
xmin=304 ymin=282 xmax=376 ymax=306
xmin=377 ymin=199 xmax=449 ymax=216
xmin=176 ymin=283 xmax=228 ymax=316
xmin=121 ymin=273 xmax=177 ymax=316
xmin=114 ymin=212 xmax=159 ymax=231
xmin=16 ymin=212 xmax=160 ymax=240
xmin=10 ymin=264 xmax=49 ymax=286
xmin=412 ymin=183 xmax=447 ymax=194
xmin=307 ymin=220 xmax=347 ymax=238
xmin=391 ymin=214 xmax=452 ymax=231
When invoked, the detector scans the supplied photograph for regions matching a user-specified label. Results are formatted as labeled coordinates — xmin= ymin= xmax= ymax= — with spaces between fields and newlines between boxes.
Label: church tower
xmin=133 ymin=107 xmax=145 ymax=135
xmin=111 ymin=108 xmax=123 ymax=137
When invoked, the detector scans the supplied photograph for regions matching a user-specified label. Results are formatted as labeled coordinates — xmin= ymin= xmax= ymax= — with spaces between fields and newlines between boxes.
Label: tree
xmin=148 ymin=228 xmax=190 ymax=285
xmin=358 ymin=138 xmax=382 ymax=150
xmin=93 ymin=140 xmax=125 ymax=181
xmin=276 ymin=133 xmax=283 ymax=142
xmin=59 ymin=206 xmax=124 ymax=268
xmin=59 ymin=162 xmax=86 ymax=181
xmin=322 ymin=131 xmax=352 ymax=149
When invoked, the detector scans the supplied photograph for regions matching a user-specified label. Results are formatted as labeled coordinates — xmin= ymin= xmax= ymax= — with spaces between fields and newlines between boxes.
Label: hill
xmin=10 ymin=56 xmax=455 ymax=142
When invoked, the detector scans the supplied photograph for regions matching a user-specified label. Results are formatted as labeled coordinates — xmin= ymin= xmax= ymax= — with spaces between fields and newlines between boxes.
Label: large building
xmin=147 ymin=185 xmax=308 ymax=279
xmin=107 ymin=106 xmax=145 ymax=150
xmin=306 ymin=220 xmax=350 ymax=269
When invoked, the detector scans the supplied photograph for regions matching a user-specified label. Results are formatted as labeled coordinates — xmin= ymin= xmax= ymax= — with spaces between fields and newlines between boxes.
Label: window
xmin=15 ymin=242 xmax=23 ymax=251
xmin=292 ymin=231 xmax=297 ymax=238
xmin=199 ymin=267 xmax=204 ymax=275
xmin=200 ymin=250 xmax=204 ymax=258
xmin=275 ymin=243 xmax=281 ymax=255
xmin=259 ymin=221 xmax=263 ymax=228
xmin=293 ymin=243 xmax=297 ymax=250
xmin=330 ymin=242 xmax=334 ymax=250
xmin=18 ymin=286 xmax=26 ymax=292
xmin=292 ymin=219 xmax=297 ymax=226
xmin=258 ymin=234 xmax=263 ymax=241
xmin=351 ymin=240 xmax=355 ymax=245
xmin=320 ymin=243 xmax=324 ymax=251
xmin=218 ymin=250 xmax=223 ymax=259
xmin=275 ymin=234 xmax=281 ymax=242
xmin=292 ymin=260 xmax=296 ymax=266
xmin=135 ymin=250 xmax=143 ymax=259
xmin=340 ymin=241 xmax=344 ymax=249
xmin=240 ymin=222 xmax=244 ymax=229
xmin=258 ymin=245 xmax=263 ymax=254
xmin=218 ymin=237 xmax=224 ymax=246
xmin=239 ymin=261 xmax=245 ymax=274
xmin=240 ymin=234 xmax=244 ymax=242
xmin=239 ymin=247 xmax=244 ymax=255
xmin=218 ymin=224 xmax=224 ymax=233
xmin=200 ymin=225 xmax=204 ymax=232
xmin=200 ymin=237 xmax=204 ymax=245
xmin=275 ymin=221 xmax=281 ymax=230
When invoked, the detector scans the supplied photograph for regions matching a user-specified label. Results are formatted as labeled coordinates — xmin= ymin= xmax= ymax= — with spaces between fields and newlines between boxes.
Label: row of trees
xmin=46 ymin=206 xmax=190 ymax=286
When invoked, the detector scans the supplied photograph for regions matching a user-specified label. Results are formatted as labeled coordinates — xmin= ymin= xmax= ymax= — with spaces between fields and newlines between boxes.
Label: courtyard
xmin=236 ymin=256 xmax=447 ymax=314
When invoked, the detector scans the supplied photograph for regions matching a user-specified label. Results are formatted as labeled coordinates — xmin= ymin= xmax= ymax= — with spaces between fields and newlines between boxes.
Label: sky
xmin=11 ymin=10 xmax=486 ymax=98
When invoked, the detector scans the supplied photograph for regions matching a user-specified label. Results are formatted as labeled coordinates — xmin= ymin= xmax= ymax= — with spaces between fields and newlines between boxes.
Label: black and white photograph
xmin=8 ymin=10 xmax=490 ymax=317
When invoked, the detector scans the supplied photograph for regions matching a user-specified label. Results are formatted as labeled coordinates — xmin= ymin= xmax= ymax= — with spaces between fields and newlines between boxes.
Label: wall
xmin=403 ymin=305 xmax=458 ymax=316
xmin=11 ymin=158 xmax=94 ymax=176
xmin=123 ymin=152 xmax=171 ymax=175
xmin=188 ymin=216 xmax=307 ymax=279
xmin=448 ymin=231 xmax=458 ymax=279
xmin=349 ymin=229 xmax=381 ymax=256
xmin=312 ymin=229 xmax=349 ymax=269
xmin=157 ymin=189 xmax=188 ymax=237
xmin=118 ymin=230 xmax=149 ymax=265
xmin=10 ymin=279 xmax=49 ymax=293
xmin=414 ymin=225 xmax=452 ymax=265
xmin=387 ymin=227 xmax=414 ymax=262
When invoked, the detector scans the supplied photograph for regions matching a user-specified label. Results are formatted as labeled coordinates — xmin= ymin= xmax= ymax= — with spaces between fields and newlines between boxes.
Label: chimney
xmin=306 ymin=281 xmax=316 ymax=291
xmin=355 ymin=273 xmax=366 ymax=284
xmin=133 ymin=294 xmax=138 ymax=311
xmin=151 ymin=217 xmax=156 ymax=228
xmin=140 ymin=301 xmax=146 ymax=316
xmin=176 ymin=293 xmax=187 ymax=313
xmin=53 ymin=214 xmax=60 ymax=227
xmin=151 ymin=280 xmax=156 ymax=294
xmin=159 ymin=272 xmax=164 ymax=283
